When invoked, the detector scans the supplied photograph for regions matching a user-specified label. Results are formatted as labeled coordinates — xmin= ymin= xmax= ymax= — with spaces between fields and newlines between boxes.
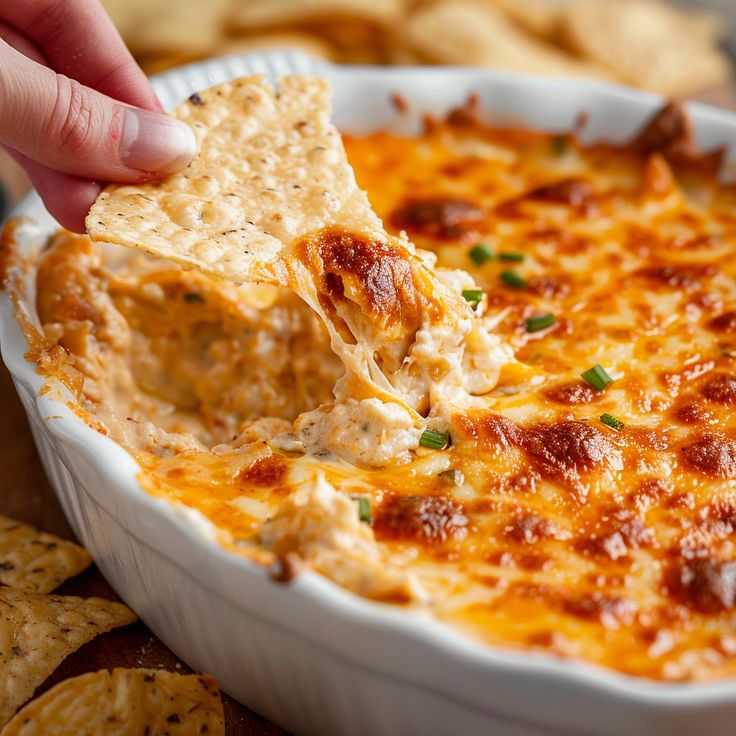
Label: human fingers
xmin=3 ymin=145 xmax=102 ymax=233
xmin=0 ymin=40 xmax=196 ymax=183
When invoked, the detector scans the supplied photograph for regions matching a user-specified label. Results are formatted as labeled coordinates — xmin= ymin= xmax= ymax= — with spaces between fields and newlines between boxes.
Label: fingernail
xmin=119 ymin=107 xmax=196 ymax=174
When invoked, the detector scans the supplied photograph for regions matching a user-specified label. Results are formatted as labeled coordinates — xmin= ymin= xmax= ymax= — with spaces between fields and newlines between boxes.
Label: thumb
xmin=0 ymin=40 xmax=196 ymax=182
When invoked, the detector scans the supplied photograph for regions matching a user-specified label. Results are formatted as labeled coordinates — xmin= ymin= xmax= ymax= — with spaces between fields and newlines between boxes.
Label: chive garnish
xmin=499 ymin=251 xmax=525 ymax=262
xmin=356 ymin=496 xmax=372 ymax=524
xmin=419 ymin=429 xmax=451 ymax=450
xmin=468 ymin=243 xmax=494 ymax=266
xmin=600 ymin=414 xmax=624 ymax=431
xmin=581 ymin=364 xmax=614 ymax=391
xmin=462 ymin=288 xmax=484 ymax=308
xmin=500 ymin=270 xmax=526 ymax=289
xmin=525 ymin=313 xmax=556 ymax=332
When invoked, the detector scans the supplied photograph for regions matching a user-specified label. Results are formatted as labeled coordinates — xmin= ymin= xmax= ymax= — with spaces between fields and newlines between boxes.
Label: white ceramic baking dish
xmin=4 ymin=50 xmax=736 ymax=736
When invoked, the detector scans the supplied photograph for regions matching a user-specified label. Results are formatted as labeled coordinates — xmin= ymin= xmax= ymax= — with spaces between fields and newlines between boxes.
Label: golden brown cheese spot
xmin=496 ymin=178 xmax=597 ymax=219
xmin=306 ymin=228 xmax=421 ymax=328
xmin=636 ymin=264 xmax=716 ymax=293
xmin=388 ymin=198 xmax=485 ymax=241
xmin=455 ymin=414 xmax=619 ymax=494
xmin=709 ymin=311 xmax=736 ymax=333
xmin=563 ymin=593 xmax=638 ymax=628
xmin=373 ymin=493 xmax=468 ymax=546
xmin=237 ymin=454 xmax=287 ymax=487
xmin=633 ymin=102 xmax=691 ymax=157
xmin=453 ymin=412 xmax=521 ymax=452
xmin=701 ymin=373 xmax=736 ymax=404
xmin=543 ymin=381 xmax=599 ymax=405
xmin=673 ymin=402 xmax=714 ymax=424
xmin=525 ymin=178 xmax=595 ymax=209
xmin=521 ymin=421 xmax=619 ymax=489
xmin=576 ymin=509 xmax=653 ymax=561
xmin=631 ymin=101 xmax=725 ymax=175
xmin=669 ymin=559 xmax=736 ymax=613
xmin=443 ymin=93 xmax=482 ymax=128
xmin=630 ymin=478 xmax=674 ymax=511
xmin=681 ymin=434 xmax=736 ymax=478
xmin=504 ymin=511 xmax=563 ymax=545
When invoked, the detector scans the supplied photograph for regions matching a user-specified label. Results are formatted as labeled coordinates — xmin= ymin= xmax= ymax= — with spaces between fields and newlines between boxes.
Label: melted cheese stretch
xmin=16 ymin=101 xmax=736 ymax=681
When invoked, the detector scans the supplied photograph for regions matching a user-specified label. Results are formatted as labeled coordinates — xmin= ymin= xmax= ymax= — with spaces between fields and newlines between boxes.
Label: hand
xmin=0 ymin=0 xmax=196 ymax=232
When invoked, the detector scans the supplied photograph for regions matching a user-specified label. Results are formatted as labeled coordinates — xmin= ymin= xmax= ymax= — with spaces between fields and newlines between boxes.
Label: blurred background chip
xmin=1 ymin=0 xmax=735 ymax=220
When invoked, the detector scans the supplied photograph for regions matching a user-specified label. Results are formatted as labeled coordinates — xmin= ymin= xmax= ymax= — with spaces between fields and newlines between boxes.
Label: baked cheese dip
xmin=5 ymin=76 xmax=736 ymax=682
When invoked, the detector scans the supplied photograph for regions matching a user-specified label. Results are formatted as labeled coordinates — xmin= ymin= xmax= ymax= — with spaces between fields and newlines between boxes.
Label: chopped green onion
xmin=581 ymin=364 xmax=614 ymax=391
xmin=462 ymin=288 xmax=484 ymax=308
xmin=525 ymin=313 xmax=556 ymax=332
xmin=183 ymin=292 xmax=205 ymax=303
xmin=356 ymin=496 xmax=372 ymax=524
xmin=500 ymin=270 xmax=526 ymax=289
xmin=499 ymin=251 xmax=525 ymax=263
xmin=600 ymin=413 xmax=624 ymax=431
xmin=551 ymin=136 xmax=568 ymax=155
xmin=468 ymin=243 xmax=494 ymax=266
xmin=419 ymin=428 xmax=451 ymax=450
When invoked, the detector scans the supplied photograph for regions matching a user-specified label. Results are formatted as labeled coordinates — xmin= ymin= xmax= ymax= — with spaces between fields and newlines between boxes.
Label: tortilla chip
xmin=1 ymin=669 xmax=224 ymax=735
xmin=405 ymin=1 xmax=616 ymax=80
xmin=228 ymin=0 xmax=403 ymax=32
xmin=488 ymin=0 xmax=565 ymax=40
xmin=101 ymin=0 xmax=230 ymax=55
xmin=304 ymin=19 xmax=391 ymax=61
xmin=138 ymin=52 xmax=203 ymax=76
xmin=561 ymin=0 xmax=732 ymax=96
xmin=86 ymin=76 xmax=385 ymax=287
xmin=0 ymin=589 xmax=136 ymax=726
xmin=0 ymin=515 xmax=91 ymax=594
xmin=217 ymin=31 xmax=338 ymax=62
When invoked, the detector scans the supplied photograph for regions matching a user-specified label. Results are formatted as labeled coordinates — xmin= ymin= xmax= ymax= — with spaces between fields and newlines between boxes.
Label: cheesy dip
xmin=6 ymin=87 xmax=736 ymax=682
